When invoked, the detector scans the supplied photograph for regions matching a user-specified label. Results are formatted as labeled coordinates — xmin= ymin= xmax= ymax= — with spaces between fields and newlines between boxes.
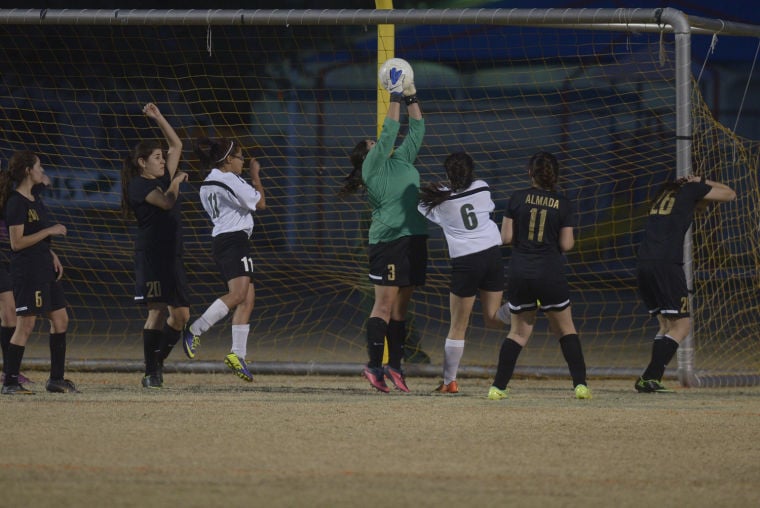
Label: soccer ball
xmin=378 ymin=57 xmax=414 ymax=92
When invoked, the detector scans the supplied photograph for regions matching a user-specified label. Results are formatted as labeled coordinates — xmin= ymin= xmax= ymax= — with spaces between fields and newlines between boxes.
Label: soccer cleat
xmin=45 ymin=378 xmax=80 ymax=393
xmin=141 ymin=374 xmax=162 ymax=389
xmin=487 ymin=386 xmax=508 ymax=400
xmin=362 ymin=366 xmax=390 ymax=393
xmin=574 ymin=384 xmax=592 ymax=399
xmin=433 ymin=380 xmax=459 ymax=393
xmin=224 ymin=353 xmax=253 ymax=382
xmin=1 ymin=383 xmax=35 ymax=395
xmin=383 ymin=365 xmax=410 ymax=392
xmin=182 ymin=326 xmax=200 ymax=359
xmin=1 ymin=372 xmax=34 ymax=384
xmin=635 ymin=377 xmax=674 ymax=393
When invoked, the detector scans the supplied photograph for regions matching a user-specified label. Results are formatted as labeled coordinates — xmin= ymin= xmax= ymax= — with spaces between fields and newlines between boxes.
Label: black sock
xmin=3 ymin=343 xmax=25 ymax=386
xmin=559 ymin=333 xmax=587 ymax=387
xmin=1 ymin=326 xmax=15 ymax=372
xmin=642 ymin=335 xmax=679 ymax=381
xmin=49 ymin=332 xmax=67 ymax=380
xmin=366 ymin=317 xmax=387 ymax=369
xmin=143 ymin=329 xmax=163 ymax=375
xmin=386 ymin=319 xmax=405 ymax=369
xmin=160 ymin=322 xmax=182 ymax=361
xmin=492 ymin=338 xmax=522 ymax=390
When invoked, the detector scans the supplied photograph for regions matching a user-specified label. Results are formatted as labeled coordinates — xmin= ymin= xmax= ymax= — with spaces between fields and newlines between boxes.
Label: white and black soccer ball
xmin=378 ymin=57 xmax=414 ymax=92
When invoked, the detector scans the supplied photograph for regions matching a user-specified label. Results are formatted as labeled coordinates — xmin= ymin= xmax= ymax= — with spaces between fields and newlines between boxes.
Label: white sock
xmin=496 ymin=304 xmax=510 ymax=325
xmin=443 ymin=338 xmax=465 ymax=384
xmin=190 ymin=299 xmax=230 ymax=336
xmin=231 ymin=324 xmax=250 ymax=359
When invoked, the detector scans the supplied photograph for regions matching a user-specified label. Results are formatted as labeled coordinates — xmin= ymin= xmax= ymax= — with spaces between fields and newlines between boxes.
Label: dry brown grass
xmin=1 ymin=373 xmax=758 ymax=507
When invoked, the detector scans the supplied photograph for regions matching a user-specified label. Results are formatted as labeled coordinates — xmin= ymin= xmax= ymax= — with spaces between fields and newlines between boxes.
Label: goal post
xmin=0 ymin=8 xmax=758 ymax=386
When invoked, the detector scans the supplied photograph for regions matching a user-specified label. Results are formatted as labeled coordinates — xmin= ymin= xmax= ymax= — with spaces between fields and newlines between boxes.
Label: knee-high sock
xmin=190 ymin=299 xmax=230 ymax=336
xmin=3 ymin=343 xmax=25 ymax=385
xmin=1 ymin=326 xmax=15 ymax=371
xmin=492 ymin=338 xmax=522 ymax=390
xmin=231 ymin=324 xmax=250 ymax=359
xmin=559 ymin=333 xmax=587 ymax=387
xmin=642 ymin=335 xmax=679 ymax=381
xmin=386 ymin=319 xmax=405 ymax=369
xmin=443 ymin=338 xmax=465 ymax=384
xmin=160 ymin=323 xmax=182 ymax=361
xmin=143 ymin=329 xmax=163 ymax=375
xmin=366 ymin=317 xmax=387 ymax=369
xmin=49 ymin=332 xmax=67 ymax=380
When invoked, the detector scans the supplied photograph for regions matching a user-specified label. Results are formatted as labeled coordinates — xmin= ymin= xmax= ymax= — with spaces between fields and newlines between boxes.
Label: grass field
xmin=1 ymin=372 xmax=758 ymax=507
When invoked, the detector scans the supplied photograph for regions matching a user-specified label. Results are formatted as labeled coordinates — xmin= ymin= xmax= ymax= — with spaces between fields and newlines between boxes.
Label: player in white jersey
xmin=182 ymin=137 xmax=267 ymax=382
xmin=418 ymin=152 xmax=505 ymax=393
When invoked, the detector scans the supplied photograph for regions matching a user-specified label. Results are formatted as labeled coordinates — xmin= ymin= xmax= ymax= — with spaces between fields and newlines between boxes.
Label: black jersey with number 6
xmin=4 ymin=191 xmax=56 ymax=285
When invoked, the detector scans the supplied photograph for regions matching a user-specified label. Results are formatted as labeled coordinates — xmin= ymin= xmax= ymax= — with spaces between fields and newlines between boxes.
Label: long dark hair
xmin=651 ymin=176 xmax=690 ymax=204
xmin=121 ymin=140 xmax=162 ymax=217
xmin=528 ymin=151 xmax=560 ymax=191
xmin=339 ymin=139 xmax=370 ymax=197
xmin=195 ymin=137 xmax=237 ymax=170
xmin=0 ymin=150 xmax=38 ymax=218
xmin=419 ymin=151 xmax=474 ymax=211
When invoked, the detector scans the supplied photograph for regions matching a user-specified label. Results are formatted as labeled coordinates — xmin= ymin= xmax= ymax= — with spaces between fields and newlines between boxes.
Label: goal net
xmin=0 ymin=10 xmax=757 ymax=384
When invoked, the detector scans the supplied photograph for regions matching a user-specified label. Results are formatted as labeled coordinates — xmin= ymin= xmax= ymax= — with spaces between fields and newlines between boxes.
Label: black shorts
xmin=14 ymin=278 xmax=67 ymax=316
xmin=637 ymin=260 xmax=689 ymax=318
xmin=134 ymin=248 xmax=176 ymax=304
xmin=368 ymin=235 xmax=427 ymax=287
xmin=0 ymin=266 xmax=11 ymax=294
xmin=507 ymin=276 xmax=571 ymax=314
xmin=212 ymin=231 xmax=254 ymax=282
xmin=450 ymin=245 xmax=504 ymax=297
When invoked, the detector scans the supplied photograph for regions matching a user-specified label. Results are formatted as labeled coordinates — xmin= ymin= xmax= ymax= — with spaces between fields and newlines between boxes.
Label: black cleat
xmin=635 ymin=377 xmax=674 ymax=393
xmin=45 ymin=378 xmax=80 ymax=393
xmin=141 ymin=374 xmax=163 ymax=389
xmin=2 ymin=383 xmax=35 ymax=395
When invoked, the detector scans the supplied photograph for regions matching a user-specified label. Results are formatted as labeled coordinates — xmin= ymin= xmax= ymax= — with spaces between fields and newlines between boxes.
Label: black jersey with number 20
xmin=637 ymin=181 xmax=710 ymax=263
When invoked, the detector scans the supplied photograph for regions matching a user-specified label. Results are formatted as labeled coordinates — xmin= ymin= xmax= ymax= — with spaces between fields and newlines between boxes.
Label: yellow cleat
xmin=487 ymin=386 xmax=508 ymax=400
xmin=574 ymin=384 xmax=592 ymax=399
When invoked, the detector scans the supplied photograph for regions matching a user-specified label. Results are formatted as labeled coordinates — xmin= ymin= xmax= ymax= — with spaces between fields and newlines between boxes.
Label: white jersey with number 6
xmin=199 ymin=167 xmax=262 ymax=238
xmin=418 ymin=179 xmax=501 ymax=259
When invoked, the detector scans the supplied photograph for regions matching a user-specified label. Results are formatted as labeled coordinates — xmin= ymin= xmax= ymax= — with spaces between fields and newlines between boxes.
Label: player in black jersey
xmin=635 ymin=175 xmax=735 ymax=393
xmin=0 ymin=151 xmax=76 ymax=394
xmin=1 ymin=221 xmax=35 ymax=386
xmin=121 ymin=103 xmax=189 ymax=389
xmin=488 ymin=152 xmax=591 ymax=400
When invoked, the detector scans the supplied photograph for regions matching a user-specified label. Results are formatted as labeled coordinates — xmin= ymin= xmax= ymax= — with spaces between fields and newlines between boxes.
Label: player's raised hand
xmin=142 ymin=102 xmax=162 ymax=120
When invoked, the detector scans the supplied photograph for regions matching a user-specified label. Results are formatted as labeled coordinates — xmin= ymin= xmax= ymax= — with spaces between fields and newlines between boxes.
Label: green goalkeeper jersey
xmin=362 ymin=116 xmax=428 ymax=244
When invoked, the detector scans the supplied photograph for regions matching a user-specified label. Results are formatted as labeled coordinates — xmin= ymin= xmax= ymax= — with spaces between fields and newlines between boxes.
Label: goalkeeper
xmin=339 ymin=60 xmax=427 ymax=393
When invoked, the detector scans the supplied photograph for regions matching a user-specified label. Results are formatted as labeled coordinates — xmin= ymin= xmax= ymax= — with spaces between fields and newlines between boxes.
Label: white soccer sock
xmin=190 ymin=299 xmax=230 ymax=336
xmin=496 ymin=304 xmax=510 ymax=325
xmin=231 ymin=324 xmax=250 ymax=359
xmin=443 ymin=338 xmax=465 ymax=384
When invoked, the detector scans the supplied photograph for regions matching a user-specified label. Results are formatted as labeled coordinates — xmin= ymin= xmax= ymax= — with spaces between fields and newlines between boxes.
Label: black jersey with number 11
xmin=505 ymin=187 xmax=575 ymax=279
